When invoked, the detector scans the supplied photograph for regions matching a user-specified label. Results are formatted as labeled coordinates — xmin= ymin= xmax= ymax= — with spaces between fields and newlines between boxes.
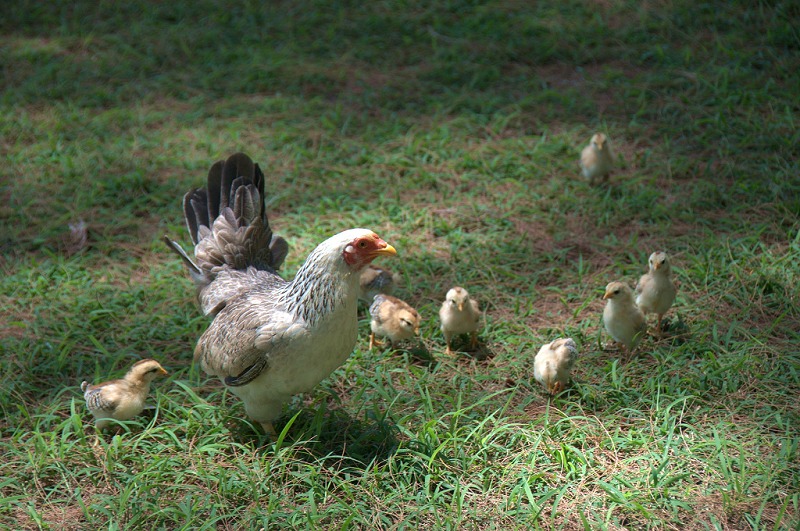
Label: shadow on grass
xmin=227 ymin=407 xmax=400 ymax=467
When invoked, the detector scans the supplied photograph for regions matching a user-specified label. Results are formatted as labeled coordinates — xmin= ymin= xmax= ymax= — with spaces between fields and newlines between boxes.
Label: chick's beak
xmin=458 ymin=303 xmax=464 ymax=311
xmin=159 ymin=367 xmax=168 ymax=376
xmin=602 ymin=290 xmax=612 ymax=300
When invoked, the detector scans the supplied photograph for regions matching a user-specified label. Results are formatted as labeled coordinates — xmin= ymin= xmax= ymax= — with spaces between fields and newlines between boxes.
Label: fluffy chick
xmin=369 ymin=294 xmax=420 ymax=349
xmin=81 ymin=359 xmax=168 ymax=431
xmin=580 ymin=133 xmax=614 ymax=184
xmin=359 ymin=264 xmax=400 ymax=304
xmin=439 ymin=286 xmax=481 ymax=355
xmin=534 ymin=338 xmax=579 ymax=395
xmin=636 ymin=251 xmax=677 ymax=336
xmin=602 ymin=281 xmax=647 ymax=356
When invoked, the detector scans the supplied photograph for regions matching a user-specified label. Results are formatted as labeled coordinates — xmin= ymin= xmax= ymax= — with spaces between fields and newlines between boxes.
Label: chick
xmin=533 ymin=338 xmax=579 ymax=395
xmin=580 ymin=133 xmax=614 ymax=184
xmin=359 ymin=264 xmax=400 ymax=304
xmin=439 ymin=286 xmax=482 ymax=355
xmin=636 ymin=251 xmax=677 ymax=336
xmin=602 ymin=281 xmax=647 ymax=356
xmin=81 ymin=359 xmax=168 ymax=431
xmin=369 ymin=294 xmax=421 ymax=349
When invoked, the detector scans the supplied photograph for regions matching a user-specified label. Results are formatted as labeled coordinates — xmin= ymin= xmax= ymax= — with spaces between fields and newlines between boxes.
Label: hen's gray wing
xmin=194 ymin=281 xmax=305 ymax=386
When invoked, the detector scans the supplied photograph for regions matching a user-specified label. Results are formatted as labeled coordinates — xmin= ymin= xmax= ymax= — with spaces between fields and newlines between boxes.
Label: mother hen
xmin=164 ymin=153 xmax=396 ymax=436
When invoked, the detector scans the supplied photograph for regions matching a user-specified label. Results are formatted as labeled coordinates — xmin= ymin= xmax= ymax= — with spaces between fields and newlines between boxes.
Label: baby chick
xmin=359 ymin=264 xmax=400 ymax=304
xmin=636 ymin=251 xmax=677 ymax=336
xmin=602 ymin=281 xmax=647 ymax=356
xmin=369 ymin=294 xmax=421 ymax=349
xmin=580 ymin=133 xmax=614 ymax=184
xmin=81 ymin=359 xmax=168 ymax=431
xmin=533 ymin=338 xmax=579 ymax=395
xmin=439 ymin=286 xmax=482 ymax=355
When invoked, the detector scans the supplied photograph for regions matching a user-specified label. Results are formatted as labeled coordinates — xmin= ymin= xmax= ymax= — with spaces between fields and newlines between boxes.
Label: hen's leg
xmin=261 ymin=421 xmax=278 ymax=440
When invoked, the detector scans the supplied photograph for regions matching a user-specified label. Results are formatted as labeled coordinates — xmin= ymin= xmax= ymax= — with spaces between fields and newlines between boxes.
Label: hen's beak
xmin=373 ymin=242 xmax=397 ymax=257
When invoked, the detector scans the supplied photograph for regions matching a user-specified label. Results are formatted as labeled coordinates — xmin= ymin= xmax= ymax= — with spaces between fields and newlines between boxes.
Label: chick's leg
xmin=656 ymin=314 xmax=664 ymax=337
xmin=444 ymin=332 xmax=453 ymax=355
xmin=469 ymin=332 xmax=478 ymax=350
xmin=369 ymin=332 xmax=375 ymax=350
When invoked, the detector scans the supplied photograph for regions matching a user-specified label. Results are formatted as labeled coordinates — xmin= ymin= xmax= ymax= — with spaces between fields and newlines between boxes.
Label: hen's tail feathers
xmin=179 ymin=153 xmax=287 ymax=275
xmin=162 ymin=235 xmax=207 ymax=285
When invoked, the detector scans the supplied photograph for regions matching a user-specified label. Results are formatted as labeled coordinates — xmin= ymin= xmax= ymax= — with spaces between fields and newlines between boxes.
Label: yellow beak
xmin=374 ymin=243 xmax=397 ymax=257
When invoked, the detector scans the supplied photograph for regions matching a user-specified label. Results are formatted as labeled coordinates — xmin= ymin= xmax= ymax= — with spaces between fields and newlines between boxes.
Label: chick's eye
xmin=614 ymin=289 xmax=620 ymax=294
xmin=450 ymin=300 xmax=457 ymax=305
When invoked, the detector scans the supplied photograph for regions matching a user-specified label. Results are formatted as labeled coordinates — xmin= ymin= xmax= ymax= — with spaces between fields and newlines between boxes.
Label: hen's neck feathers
xmin=281 ymin=244 xmax=357 ymax=325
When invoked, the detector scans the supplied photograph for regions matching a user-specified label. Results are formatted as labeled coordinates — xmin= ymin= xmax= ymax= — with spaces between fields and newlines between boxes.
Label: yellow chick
xmin=81 ymin=359 xmax=168 ymax=430
xmin=602 ymin=281 xmax=647 ymax=356
xmin=533 ymin=338 xmax=579 ymax=395
xmin=359 ymin=264 xmax=400 ymax=304
xmin=439 ymin=286 xmax=481 ymax=355
xmin=636 ymin=251 xmax=677 ymax=336
xmin=369 ymin=294 xmax=420 ymax=349
xmin=580 ymin=133 xmax=614 ymax=184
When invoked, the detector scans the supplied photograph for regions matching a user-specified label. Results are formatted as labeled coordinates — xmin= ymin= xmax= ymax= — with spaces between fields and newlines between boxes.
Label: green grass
xmin=2 ymin=0 xmax=799 ymax=529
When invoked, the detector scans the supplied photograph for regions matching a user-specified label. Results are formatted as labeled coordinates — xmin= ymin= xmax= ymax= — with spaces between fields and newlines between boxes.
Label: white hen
xmin=164 ymin=153 xmax=397 ymax=437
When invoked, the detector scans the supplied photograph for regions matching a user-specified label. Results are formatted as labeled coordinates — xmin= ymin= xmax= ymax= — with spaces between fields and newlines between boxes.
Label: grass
xmin=1 ymin=0 xmax=799 ymax=529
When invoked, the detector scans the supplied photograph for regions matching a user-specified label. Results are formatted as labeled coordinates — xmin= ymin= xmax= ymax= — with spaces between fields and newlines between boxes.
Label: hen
xmin=164 ymin=153 xmax=397 ymax=436
xmin=81 ymin=359 xmax=168 ymax=431
xmin=533 ymin=338 xmax=578 ymax=395
xmin=368 ymin=294 xmax=420 ymax=349
xmin=636 ymin=251 xmax=677 ymax=336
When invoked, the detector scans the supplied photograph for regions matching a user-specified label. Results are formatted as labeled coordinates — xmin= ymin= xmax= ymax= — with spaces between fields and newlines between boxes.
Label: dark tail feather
xmin=221 ymin=153 xmax=254 ymax=211
xmin=183 ymin=189 xmax=209 ymax=246
xmin=162 ymin=235 xmax=204 ymax=279
xmin=206 ymin=160 xmax=223 ymax=222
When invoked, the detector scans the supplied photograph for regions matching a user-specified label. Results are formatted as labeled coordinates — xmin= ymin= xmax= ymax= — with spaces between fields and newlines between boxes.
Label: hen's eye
xmin=358 ymin=240 xmax=367 ymax=249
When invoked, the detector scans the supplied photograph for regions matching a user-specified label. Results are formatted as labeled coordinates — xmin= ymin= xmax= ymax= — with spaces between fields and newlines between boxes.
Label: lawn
xmin=1 ymin=1 xmax=798 ymax=529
